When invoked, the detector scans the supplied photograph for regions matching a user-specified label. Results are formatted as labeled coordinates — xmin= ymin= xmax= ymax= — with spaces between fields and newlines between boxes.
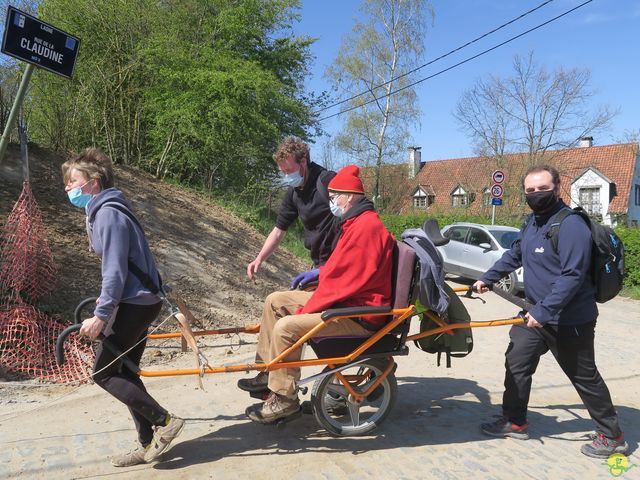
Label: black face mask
xmin=525 ymin=189 xmax=558 ymax=213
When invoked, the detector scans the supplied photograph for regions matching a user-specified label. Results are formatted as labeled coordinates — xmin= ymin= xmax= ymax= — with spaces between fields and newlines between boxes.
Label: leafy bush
xmin=614 ymin=227 xmax=640 ymax=288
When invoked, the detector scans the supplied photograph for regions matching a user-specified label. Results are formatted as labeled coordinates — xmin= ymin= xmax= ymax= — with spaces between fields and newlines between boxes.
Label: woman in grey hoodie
xmin=62 ymin=148 xmax=184 ymax=467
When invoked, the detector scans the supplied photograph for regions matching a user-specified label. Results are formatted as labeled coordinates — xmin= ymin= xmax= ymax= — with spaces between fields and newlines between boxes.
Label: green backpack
xmin=414 ymin=283 xmax=473 ymax=367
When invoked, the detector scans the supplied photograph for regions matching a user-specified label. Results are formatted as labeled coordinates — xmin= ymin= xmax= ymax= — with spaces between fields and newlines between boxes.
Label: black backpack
xmin=524 ymin=207 xmax=624 ymax=303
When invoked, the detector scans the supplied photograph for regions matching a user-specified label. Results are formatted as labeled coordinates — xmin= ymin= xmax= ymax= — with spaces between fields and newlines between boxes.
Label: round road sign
xmin=491 ymin=184 xmax=504 ymax=198
xmin=492 ymin=170 xmax=505 ymax=184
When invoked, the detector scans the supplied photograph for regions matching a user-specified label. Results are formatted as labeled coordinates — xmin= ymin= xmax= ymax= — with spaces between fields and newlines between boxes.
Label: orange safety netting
xmin=0 ymin=302 xmax=94 ymax=383
xmin=0 ymin=181 xmax=93 ymax=383
xmin=0 ymin=181 xmax=56 ymax=303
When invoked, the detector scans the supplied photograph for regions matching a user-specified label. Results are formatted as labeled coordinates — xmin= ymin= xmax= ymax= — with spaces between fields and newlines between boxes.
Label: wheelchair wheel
xmin=310 ymin=358 xmax=397 ymax=437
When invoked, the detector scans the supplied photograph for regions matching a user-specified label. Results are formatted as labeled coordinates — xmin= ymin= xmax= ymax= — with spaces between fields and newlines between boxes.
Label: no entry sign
xmin=1 ymin=6 xmax=80 ymax=78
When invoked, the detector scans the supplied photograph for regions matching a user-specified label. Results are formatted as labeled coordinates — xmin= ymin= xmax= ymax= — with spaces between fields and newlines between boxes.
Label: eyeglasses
xmin=328 ymin=193 xmax=343 ymax=202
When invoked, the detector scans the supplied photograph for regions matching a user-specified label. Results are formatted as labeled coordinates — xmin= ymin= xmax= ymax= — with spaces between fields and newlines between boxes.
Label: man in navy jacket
xmin=474 ymin=164 xmax=627 ymax=459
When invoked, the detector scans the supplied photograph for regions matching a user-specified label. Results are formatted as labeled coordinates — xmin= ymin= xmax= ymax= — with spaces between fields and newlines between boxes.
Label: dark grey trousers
xmin=502 ymin=322 xmax=622 ymax=438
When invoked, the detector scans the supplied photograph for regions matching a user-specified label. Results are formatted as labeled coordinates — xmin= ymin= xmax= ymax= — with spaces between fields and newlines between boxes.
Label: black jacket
xmin=275 ymin=162 xmax=338 ymax=266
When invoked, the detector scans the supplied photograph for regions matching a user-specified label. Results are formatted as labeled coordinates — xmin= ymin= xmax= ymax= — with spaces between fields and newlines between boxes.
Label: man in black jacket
xmin=473 ymin=164 xmax=627 ymax=459
xmin=247 ymin=136 xmax=338 ymax=280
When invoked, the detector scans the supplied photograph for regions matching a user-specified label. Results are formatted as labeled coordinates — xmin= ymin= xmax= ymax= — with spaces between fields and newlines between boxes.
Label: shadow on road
xmin=154 ymin=376 xmax=639 ymax=470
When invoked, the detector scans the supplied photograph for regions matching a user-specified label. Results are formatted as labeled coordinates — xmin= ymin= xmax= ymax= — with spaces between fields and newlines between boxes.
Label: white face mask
xmin=280 ymin=169 xmax=304 ymax=188
xmin=329 ymin=194 xmax=345 ymax=217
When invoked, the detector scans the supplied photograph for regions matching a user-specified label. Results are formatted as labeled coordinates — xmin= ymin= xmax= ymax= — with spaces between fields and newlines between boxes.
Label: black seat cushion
xmin=309 ymin=334 xmax=400 ymax=358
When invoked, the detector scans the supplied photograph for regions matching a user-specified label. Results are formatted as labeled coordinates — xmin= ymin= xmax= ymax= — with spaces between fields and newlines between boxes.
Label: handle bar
xmin=55 ymin=323 xmax=140 ymax=375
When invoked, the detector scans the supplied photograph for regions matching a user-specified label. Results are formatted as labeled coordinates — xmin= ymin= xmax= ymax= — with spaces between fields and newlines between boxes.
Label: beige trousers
xmin=256 ymin=290 xmax=372 ymax=397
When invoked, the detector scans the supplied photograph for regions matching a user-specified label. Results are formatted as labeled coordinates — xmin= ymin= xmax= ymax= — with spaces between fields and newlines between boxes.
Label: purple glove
xmin=290 ymin=268 xmax=320 ymax=289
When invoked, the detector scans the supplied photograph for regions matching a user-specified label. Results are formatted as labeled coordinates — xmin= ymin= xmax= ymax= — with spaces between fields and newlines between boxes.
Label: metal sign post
xmin=0 ymin=6 xmax=80 ymax=164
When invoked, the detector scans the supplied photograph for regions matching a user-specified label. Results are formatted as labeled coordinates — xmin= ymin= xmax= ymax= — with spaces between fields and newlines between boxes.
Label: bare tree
xmin=455 ymin=52 xmax=617 ymax=165
xmin=326 ymin=0 xmax=433 ymax=209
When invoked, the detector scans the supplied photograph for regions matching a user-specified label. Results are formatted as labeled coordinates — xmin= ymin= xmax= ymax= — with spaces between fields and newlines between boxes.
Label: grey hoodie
xmin=86 ymin=188 xmax=161 ymax=321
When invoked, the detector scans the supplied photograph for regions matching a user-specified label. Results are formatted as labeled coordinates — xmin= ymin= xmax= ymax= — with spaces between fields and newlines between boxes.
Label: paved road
xmin=1 ymin=282 xmax=639 ymax=479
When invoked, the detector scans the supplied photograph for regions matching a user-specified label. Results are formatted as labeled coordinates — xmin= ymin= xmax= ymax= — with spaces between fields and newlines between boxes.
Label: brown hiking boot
xmin=144 ymin=414 xmax=185 ymax=463
xmin=110 ymin=444 xmax=148 ymax=467
xmin=245 ymin=392 xmax=300 ymax=424
xmin=237 ymin=371 xmax=269 ymax=393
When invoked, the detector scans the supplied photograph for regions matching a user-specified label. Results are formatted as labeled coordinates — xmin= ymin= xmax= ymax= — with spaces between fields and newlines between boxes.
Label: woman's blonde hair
xmin=62 ymin=148 xmax=114 ymax=189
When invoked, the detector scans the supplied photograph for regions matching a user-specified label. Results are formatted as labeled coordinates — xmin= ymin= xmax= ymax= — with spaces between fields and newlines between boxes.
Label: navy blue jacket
xmin=480 ymin=201 xmax=597 ymax=326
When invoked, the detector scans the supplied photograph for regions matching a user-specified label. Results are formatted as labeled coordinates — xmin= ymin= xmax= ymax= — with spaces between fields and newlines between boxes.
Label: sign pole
xmin=0 ymin=62 xmax=34 ymax=165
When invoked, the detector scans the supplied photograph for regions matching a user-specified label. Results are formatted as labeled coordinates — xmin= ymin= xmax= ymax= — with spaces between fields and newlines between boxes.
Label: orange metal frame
xmin=140 ymin=286 xmax=524 ymax=380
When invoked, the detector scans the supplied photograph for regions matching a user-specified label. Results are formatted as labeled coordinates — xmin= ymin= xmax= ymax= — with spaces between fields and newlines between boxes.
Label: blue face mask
xmin=329 ymin=199 xmax=343 ymax=217
xmin=280 ymin=169 xmax=304 ymax=188
xmin=67 ymin=181 xmax=94 ymax=209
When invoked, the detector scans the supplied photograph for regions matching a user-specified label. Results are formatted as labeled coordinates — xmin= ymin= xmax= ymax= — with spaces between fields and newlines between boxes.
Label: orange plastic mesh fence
xmin=0 ymin=302 xmax=94 ymax=383
xmin=0 ymin=181 xmax=92 ymax=383
xmin=0 ymin=181 xmax=56 ymax=303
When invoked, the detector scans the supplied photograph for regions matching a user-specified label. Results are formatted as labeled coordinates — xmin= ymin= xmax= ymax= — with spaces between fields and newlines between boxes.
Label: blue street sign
xmin=491 ymin=198 xmax=503 ymax=206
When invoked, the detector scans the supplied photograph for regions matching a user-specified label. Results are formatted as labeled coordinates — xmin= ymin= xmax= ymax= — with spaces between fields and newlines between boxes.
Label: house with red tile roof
xmin=363 ymin=140 xmax=640 ymax=226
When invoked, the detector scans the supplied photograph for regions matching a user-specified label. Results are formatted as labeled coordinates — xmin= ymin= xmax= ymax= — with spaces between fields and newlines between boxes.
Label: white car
xmin=437 ymin=223 xmax=524 ymax=294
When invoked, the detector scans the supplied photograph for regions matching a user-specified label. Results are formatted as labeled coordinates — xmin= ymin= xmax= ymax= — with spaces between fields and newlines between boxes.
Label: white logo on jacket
xmin=534 ymin=246 xmax=545 ymax=253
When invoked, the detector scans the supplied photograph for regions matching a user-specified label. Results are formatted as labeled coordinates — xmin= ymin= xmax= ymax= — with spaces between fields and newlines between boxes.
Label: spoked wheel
xmin=310 ymin=358 xmax=397 ymax=437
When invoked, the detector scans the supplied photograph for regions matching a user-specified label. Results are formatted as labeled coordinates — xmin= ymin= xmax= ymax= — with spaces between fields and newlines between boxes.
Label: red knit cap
xmin=328 ymin=165 xmax=364 ymax=194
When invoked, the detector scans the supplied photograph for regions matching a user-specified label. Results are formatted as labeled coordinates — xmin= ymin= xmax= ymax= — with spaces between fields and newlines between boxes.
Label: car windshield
xmin=489 ymin=230 xmax=519 ymax=249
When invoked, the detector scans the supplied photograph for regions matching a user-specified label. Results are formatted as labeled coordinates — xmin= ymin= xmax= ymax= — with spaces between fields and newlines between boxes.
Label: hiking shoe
xmin=237 ymin=372 xmax=269 ymax=393
xmin=481 ymin=415 xmax=530 ymax=440
xmin=246 ymin=392 xmax=300 ymax=424
xmin=144 ymin=414 xmax=185 ymax=463
xmin=581 ymin=432 xmax=628 ymax=458
xmin=110 ymin=444 xmax=148 ymax=467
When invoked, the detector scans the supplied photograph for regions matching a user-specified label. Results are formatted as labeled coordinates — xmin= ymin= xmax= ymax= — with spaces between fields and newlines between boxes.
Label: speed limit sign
xmin=491 ymin=184 xmax=504 ymax=198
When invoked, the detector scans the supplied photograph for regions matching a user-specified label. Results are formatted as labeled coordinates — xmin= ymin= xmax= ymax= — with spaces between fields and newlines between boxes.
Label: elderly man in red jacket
xmin=243 ymin=165 xmax=395 ymax=423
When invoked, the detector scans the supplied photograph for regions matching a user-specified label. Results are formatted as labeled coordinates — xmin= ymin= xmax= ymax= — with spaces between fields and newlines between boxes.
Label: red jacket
xmin=299 ymin=204 xmax=395 ymax=327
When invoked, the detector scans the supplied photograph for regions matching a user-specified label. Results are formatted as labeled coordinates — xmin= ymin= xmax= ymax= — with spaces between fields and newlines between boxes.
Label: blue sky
xmin=293 ymin=0 xmax=640 ymax=164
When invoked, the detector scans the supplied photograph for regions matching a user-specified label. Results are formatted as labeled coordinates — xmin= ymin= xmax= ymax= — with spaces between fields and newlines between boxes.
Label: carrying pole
xmin=0 ymin=63 xmax=35 ymax=165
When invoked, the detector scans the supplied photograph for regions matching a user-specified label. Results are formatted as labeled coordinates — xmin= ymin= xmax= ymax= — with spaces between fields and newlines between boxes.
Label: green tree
xmin=326 ymin=0 xmax=433 ymax=209
xmin=27 ymin=0 xmax=320 ymax=194
xmin=142 ymin=0 xmax=320 ymax=191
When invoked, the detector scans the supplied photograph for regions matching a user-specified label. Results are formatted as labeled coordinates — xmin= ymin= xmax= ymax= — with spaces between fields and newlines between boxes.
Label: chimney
xmin=578 ymin=136 xmax=593 ymax=148
xmin=408 ymin=146 xmax=422 ymax=178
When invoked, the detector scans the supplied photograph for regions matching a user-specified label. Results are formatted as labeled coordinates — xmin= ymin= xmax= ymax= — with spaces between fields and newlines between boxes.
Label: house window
xmin=579 ymin=187 xmax=601 ymax=215
xmin=412 ymin=188 xmax=434 ymax=209
xmin=413 ymin=196 xmax=427 ymax=208
xmin=451 ymin=186 xmax=468 ymax=207
xmin=635 ymin=185 xmax=640 ymax=206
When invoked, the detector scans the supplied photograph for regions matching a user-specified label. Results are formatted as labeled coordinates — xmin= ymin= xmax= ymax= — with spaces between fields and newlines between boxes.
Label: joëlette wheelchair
xmin=56 ymin=219 xmax=525 ymax=437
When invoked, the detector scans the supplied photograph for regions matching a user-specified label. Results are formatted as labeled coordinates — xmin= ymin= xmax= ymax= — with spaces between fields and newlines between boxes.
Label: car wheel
xmin=494 ymin=272 xmax=517 ymax=295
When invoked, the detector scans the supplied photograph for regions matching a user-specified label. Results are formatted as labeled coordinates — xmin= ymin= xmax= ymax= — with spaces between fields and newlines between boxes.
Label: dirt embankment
xmin=0 ymin=144 xmax=306 ymax=327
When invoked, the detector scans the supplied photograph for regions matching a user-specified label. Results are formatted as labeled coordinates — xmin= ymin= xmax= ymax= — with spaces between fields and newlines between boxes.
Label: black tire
xmin=74 ymin=297 xmax=98 ymax=324
xmin=494 ymin=271 xmax=518 ymax=295
xmin=310 ymin=358 xmax=397 ymax=437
